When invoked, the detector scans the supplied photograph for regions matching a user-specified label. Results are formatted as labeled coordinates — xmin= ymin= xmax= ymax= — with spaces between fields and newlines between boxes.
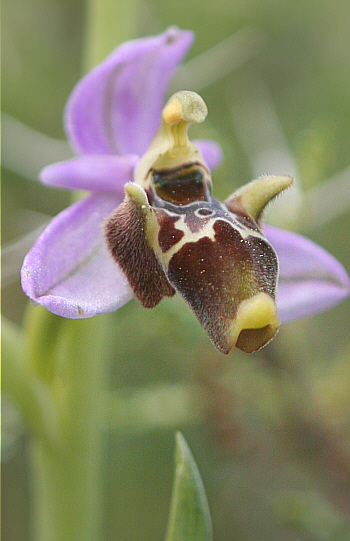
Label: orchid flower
xmin=21 ymin=27 xmax=349 ymax=354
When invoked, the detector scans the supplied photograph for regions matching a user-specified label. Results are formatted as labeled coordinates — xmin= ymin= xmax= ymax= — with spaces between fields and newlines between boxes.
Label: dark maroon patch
xmin=156 ymin=213 xmax=184 ymax=253
xmin=151 ymin=163 xmax=211 ymax=205
xmin=167 ymin=220 xmax=278 ymax=353
xmin=105 ymin=196 xmax=175 ymax=308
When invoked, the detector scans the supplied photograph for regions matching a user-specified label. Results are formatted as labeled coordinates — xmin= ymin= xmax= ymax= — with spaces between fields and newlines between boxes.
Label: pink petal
xmin=40 ymin=154 xmax=138 ymax=193
xmin=265 ymin=225 xmax=350 ymax=323
xmin=65 ymin=28 xmax=194 ymax=156
xmin=194 ymin=139 xmax=223 ymax=170
xmin=21 ymin=194 xmax=133 ymax=318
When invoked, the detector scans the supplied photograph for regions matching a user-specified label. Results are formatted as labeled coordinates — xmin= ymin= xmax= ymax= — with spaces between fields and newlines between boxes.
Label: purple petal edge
xmin=40 ymin=154 xmax=138 ymax=193
xmin=265 ymin=225 xmax=350 ymax=323
xmin=27 ymin=247 xmax=134 ymax=319
xmin=21 ymin=193 xmax=133 ymax=318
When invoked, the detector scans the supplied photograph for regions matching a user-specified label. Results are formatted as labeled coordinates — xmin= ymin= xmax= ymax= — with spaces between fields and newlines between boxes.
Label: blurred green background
xmin=2 ymin=0 xmax=350 ymax=540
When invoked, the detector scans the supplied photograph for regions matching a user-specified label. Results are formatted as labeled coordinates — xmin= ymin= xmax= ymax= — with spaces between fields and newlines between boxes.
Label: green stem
xmin=2 ymin=315 xmax=60 ymax=450
xmin=29 ymin=316 xmax=110 ymax=541
xmin=83 ymin=0 xmax=140 ymax=72
xmin=25 ymin=304 xmax=63 ymax=384
xmin=27 ymin=3 xmax=142 ymax=539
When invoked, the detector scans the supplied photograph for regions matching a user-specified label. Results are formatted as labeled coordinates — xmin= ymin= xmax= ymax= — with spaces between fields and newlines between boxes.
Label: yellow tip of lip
xmin=231 ymin=292 xmax=280 ymax=353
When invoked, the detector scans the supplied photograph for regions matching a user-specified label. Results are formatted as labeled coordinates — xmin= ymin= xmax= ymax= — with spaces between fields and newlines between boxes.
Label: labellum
xmin=105 ymin=91 xmax=293 ymax=354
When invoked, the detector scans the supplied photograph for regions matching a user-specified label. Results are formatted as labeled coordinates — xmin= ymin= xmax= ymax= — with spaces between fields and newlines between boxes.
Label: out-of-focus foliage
xmin=2 ymin=1 xmax=350 ymax=540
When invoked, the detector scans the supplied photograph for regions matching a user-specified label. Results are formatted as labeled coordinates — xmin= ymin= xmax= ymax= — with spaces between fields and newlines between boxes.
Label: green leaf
xmin=165 ymin=432 xmax=213 ymax=541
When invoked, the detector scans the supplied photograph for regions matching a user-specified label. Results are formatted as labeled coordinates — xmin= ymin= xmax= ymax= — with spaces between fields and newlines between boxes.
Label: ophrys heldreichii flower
xmin=21 ymin=28 xmax=350 ymax=354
